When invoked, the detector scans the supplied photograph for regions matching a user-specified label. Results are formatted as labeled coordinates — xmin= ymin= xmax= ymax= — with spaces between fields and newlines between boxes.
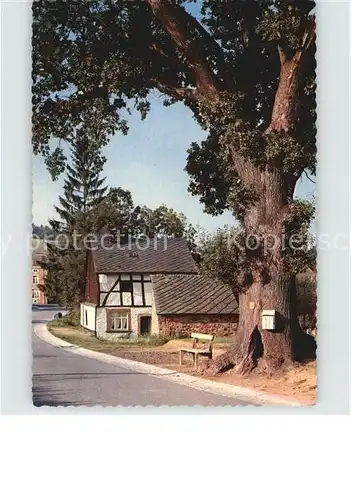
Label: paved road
xmin=32 ymin=308 xmax=253 ymax=407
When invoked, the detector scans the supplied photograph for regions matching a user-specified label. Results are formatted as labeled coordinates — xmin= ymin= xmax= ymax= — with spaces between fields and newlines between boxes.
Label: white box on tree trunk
xmin=262 ymin=310 xmax=276 ymax=330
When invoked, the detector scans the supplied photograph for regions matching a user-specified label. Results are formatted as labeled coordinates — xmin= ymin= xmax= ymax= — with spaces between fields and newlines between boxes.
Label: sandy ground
xmin=49 ymin=327 xmax=316 ymax=404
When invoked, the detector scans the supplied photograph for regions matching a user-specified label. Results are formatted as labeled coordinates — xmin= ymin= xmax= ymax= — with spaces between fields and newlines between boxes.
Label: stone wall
xmin=158 ymin=314 xmax=238 ymax=338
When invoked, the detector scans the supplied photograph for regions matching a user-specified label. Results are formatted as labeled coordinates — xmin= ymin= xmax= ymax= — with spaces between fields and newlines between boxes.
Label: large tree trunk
xmin=206 ymin=169 xmax=300 ymax=375
xmin=203 ymin=34 xmax=318 ymax=376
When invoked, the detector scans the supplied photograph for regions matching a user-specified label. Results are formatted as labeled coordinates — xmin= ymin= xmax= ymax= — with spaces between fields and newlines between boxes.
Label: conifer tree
xmin=42 ymin=130 xmax=108 ymax=306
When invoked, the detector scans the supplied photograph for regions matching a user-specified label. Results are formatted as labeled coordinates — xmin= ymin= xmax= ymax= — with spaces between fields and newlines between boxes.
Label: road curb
xmin=35 ymin=324 xmax=307 ymax=407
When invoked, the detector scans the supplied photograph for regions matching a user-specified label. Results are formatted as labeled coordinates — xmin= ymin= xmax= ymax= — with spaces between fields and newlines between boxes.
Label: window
xmin=107 ymin=310 xmax=130 ymax=332
xmin=99 ymin=274 xmax=118 ymax=292
xmin=120 ymin=281 xmax=132 ymax=293
xmin=144 ymin=282 xmax=153 ymax=306
xmin=85 ymin=309 xmax=88 ymax=326
xmin=32 ymin=290 xmax=40 ymax=303
xmin=33 ymin=268 xmax=38 ymax=274
xmin=33 ymin=275 xmax=39 ymax=284
xmin=133 ymin=282 xmax=143 ymax=306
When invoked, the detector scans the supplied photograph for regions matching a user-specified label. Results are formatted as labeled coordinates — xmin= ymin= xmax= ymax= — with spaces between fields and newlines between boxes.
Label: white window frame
xmin=108 ymin=310 xmax=129 ymax=332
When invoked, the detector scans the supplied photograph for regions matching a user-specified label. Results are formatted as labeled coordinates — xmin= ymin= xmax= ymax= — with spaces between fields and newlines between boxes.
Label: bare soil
xmin=49 ymin=326 xmax=316 ymax=404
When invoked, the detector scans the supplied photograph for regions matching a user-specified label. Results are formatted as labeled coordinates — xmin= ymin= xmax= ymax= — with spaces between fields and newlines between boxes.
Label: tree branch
xmin=301 ymin=16 xmax=316 ymax=55
xmin=296 ymin=16 xmax=316 ymax=61
xmin=304 ymin=171 xmax=316 ymax=184
xmin=153 ymin=81 xmax=198 ymax=101
xmin=277 ymin=45 xmax=287 ymax=65
xmin=145 ymin=0 xmax=220 ymax=101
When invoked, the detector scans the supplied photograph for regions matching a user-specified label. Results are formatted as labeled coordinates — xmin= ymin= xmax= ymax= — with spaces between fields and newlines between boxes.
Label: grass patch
xmin=49 ymin=326 xmax=167 ymax=352
xmin=48 ymin=310 xmax=80 ymax=328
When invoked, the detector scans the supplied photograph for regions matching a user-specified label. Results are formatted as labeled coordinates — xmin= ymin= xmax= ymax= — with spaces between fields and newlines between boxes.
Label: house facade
xmin=32 ymin=238 xmax=48 ymax=305
xmin=151 ymin=274 xmax=238 ymax=337
xmin=32 ymin=258 xmax=47 ymax=305
xmin=81 ymin=238 xmax=238 ymax=340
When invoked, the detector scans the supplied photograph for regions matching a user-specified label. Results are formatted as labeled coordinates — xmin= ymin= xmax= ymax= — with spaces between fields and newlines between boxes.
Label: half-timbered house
xmin=81 ymin=237 xmax=239 ymax=340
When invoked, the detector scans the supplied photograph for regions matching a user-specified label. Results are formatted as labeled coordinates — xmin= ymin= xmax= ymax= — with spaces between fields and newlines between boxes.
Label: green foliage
xmin=186 ymin=132 xmax=232 ymax=216
xmin=197 ymin=226 xmax=245 ymax=292
xmin=45 ymin=147 xmax=67 ymax=181
xmin=131 ymin=204 xmax=196 ymax=247
xmin=32 ymin=0 xmax=316 ymax=295
xmin=264 ymin=131 xmax=315 ymax=175
xmin=49 ymin=309 xmax=80 ymax=328
xmin=42 ymin=131 xmax=109 ymax=307
xmin=296 ymin=272 xmax=317 ymax=317
xmin=197 ymin=197 xmax=315 ymax=291
xmin=91 ymin=186 xmax=135 ymax=238
xmin=32 ymin=223 xmax=52 ymax=239
xmin=32 ymin=1 xmax=316 ymax=170
xmin=283 ymin=198 xmax=315 ymax=274
xmin=54 ymin=128 xmax=108 ymax=232
xmin=257 ymin=2 xmax=313 ymax=53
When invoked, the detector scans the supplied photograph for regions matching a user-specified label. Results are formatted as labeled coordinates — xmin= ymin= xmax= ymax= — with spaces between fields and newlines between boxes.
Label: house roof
xmin=151 ymin=274 xmax=239 ymax=315
xmin=91 ymin=238 xmax=198 ymax=274
xmin=32 ymin=255 xmax=47 ymax=266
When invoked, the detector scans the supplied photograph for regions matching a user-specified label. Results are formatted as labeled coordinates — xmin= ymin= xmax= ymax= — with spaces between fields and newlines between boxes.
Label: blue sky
xmin=32 ymin=91 xmax=315 ymax=233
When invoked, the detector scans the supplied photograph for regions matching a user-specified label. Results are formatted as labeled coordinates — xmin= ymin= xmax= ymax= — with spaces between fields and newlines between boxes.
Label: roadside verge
xmin=35 ymin=323 xmax=307 ymax=407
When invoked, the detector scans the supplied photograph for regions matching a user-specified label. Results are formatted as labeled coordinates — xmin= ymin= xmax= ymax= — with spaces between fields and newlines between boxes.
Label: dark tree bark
xmin=207 ymin=46 xmax=316 ymax=375
xmin=146 ymin=1 xmax=317 ymax=375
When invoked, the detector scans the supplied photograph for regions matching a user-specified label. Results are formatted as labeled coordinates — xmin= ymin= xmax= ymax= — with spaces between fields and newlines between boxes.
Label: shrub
xmin=50 ymin=309 xmax=80 ymax=327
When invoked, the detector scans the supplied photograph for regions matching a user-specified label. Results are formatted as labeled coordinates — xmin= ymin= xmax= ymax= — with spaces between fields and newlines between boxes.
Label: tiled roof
xmin=91 ymin=238 xmax=198 ymax=274
xmin=152 ymin=274 xmax=239 ymax=315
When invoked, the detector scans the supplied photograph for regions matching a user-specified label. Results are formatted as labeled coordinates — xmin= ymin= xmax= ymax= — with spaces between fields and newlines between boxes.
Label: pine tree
xmin=54 ymin=129 xmax=107 ymax=233
xmin=42 ymin=130 xmax=108 ymax=307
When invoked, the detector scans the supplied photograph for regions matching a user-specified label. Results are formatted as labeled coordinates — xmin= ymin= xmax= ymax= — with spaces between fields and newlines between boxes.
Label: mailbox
xmin=262 ymin=310 xmax=276 ymax=330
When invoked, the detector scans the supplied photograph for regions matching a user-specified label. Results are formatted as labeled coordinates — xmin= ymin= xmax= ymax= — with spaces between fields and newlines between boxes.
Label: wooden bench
xmin=179 ymin=333 xmax=214 ymax=369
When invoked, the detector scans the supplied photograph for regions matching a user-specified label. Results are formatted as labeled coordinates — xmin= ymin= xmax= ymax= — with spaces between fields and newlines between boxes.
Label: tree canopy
xmin=33 ymin=1 xmax=316 ymax=181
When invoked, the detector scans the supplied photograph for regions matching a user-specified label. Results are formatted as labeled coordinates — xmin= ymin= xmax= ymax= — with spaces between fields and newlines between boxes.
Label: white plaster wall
xmin=151 ymin=292 xmax=159 ymax=335
xmin=131 ymin=307 xmax=152 ymax=335
xmin=95 ymin=306 xmax=153 ymax=341
xmin=81 ymin=303 xmax=96 ymax=331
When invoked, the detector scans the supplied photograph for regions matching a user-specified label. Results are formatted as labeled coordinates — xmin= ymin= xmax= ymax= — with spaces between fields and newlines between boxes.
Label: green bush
xmin=49 ymin=309 xmax=80 ymax=328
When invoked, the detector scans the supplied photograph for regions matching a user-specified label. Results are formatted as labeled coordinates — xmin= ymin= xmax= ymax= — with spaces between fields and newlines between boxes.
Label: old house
xmin=81 ymin=238 xmax=238 ymax=340
xmin=32 ymin=238 xmax=48 ymax=305
xmin=32 ymin=257 xmax=47 ymax=304
xmin=151 ymin=274 xmax=238 ymax=337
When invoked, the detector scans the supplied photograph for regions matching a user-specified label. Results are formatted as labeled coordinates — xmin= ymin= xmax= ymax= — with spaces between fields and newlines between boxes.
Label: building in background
xmin=32 ymin=238 xmax=48 ymax=305
xmin=32 ymin=257 xmax=47 ymax=304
